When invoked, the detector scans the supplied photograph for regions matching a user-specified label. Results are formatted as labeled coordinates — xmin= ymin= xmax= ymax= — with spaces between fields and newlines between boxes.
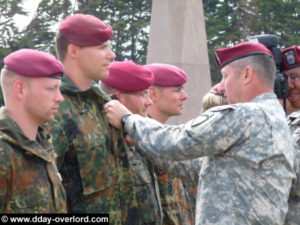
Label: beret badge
xmin=285 ymin=50 xmax=296 ymax=65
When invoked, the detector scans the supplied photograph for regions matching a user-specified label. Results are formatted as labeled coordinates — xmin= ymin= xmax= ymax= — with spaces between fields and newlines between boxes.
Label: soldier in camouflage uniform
xmin=105 ymin=42 xmax=295 ymax=225
xmin=45 ymin=14 xmax=142 ymax=224
xmin=282 ymin=45 xmax=300 ymax=225
xmin=100 ymin=60 xmax=163 ymax=225
xmin=144 ymin=63 xmax=194 ymax=225
xmin=0 ymin=49 xmax=66 ymax=213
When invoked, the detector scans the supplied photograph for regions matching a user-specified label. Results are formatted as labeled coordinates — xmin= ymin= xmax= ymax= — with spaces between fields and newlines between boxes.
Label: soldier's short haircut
xmin=55 ymin=33 xmax=70 ymax=62
xmin=231 ymin=54 xmax=276 ymax=87
xmin=1 ymin=68 xmax=28 ymax=102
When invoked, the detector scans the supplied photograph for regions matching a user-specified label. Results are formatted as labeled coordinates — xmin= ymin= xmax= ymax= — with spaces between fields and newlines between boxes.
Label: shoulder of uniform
xmin=189 ymin=104 xmax=236 ymax=128
xmin=207 ymin=104 xmax=236 ymax=112
xmin=0 ymin=132 xmax=15 ymax=156
xmin=288 ymin=110 xmax=300 ymax=125
xmin=288 ymin=110 xmax=300 ymax=120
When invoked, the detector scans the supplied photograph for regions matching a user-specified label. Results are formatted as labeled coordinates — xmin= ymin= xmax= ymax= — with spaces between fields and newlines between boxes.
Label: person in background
xmin=0 ymin=49 xmax=66 ymax=213
xmin=104 ymin=42 xmax=295 ymax=225
xmin=144 ymin=63 xmax=194 ymax=225
xmin=100 ymin=60 xmax=163 ymax=225
xmin=281 ymin=45 xmax=300 ymax=225
xmin=201 ymin=83 xmax=227 ymax=113
xmin=45 ymin=14 xmax=142 ymax=224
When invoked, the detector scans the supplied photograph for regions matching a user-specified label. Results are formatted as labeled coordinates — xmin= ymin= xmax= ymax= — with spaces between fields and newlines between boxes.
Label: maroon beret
xmin=4 ymin=49 xmax=64 ymax=78
xmin=59 ymin=14 xmax=113 ymax=47
xmin=214 ymin=42 xmax=273 ymax=69
xmin=281 ymin=46 xmax=300 ymax=71
xmin=144 ymin=63 xmax=187 ymax=87
xmin=102 ymin=61 xmax=154 ymax=92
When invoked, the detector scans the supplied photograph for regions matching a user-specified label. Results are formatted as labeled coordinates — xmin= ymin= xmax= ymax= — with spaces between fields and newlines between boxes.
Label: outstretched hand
xmin=104 ymin=100 xmax=132 ymax=129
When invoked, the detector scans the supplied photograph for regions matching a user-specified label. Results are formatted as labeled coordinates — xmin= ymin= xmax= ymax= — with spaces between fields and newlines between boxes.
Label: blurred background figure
xmin=201 ymin=83 xmax=227 ymax=113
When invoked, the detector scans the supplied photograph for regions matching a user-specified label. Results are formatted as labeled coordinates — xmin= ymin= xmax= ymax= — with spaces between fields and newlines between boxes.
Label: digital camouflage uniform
xmin=0 ymin=107 xmax=67 ymax=213
xmin=285 ymin=110 xmax=300 ymax=225
xmin=46 ymin=76 xmax=157 ymax=224
xmin=123 ymin=93 xmax=295 ymax=225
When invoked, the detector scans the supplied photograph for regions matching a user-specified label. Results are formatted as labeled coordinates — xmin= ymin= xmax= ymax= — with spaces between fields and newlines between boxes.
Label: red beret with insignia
xmin=281 ymin=46 xmax=300 ymax=71
xmin=4 ymin=49 xmax=64 ymax=79
xmin=144 ymin=63 xmax=187 ymax=87
xmin=59 ymin=14 xmax=113 ymax=47
xmin=102 ymin=61 xmax=154 ymax=92
xmin=214 ymin=42 xmax=273 ymax=69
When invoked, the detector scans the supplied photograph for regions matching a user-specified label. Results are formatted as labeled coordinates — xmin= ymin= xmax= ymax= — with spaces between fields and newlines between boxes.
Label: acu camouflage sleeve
xmin=124 ymin=105 xmax=246 ymax=161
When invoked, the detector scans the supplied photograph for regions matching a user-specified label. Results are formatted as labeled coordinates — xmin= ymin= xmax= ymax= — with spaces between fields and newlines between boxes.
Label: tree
xmin=23 ymin=0 xmax=73 ymax=53
xmin=203 ymin=0 xmax=300 ymax=84
xmin=75 ymin=0 xmax=151 ymax=64
xmin=0 ymin=0 xmax=27 ymax=68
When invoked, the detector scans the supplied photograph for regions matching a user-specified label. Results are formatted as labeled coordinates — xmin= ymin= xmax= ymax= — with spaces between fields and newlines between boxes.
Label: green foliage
xmin=23 ymin=0 xmax=73 ymax=53
xmin=203 ymin=0 xmax=300 ymax=84
xmin=0 ymin=0 xmax=27 ymax=68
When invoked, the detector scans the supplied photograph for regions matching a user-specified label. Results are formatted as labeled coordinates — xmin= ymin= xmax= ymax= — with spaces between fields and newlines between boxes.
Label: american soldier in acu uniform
xmin=105 ymin=42 xmax=295 ymax=225
xmin=282 ymin=45 xmax=300 ymax=225
xmin=0 ymin=49 xmax=66 ymax=213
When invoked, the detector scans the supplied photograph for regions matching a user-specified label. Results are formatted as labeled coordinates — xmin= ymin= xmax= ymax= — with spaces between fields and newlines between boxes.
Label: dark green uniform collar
xmin=61 ymin=75 xmax=111 ymax=102
xmin=0 ymin=107 xmax=54 ymax=162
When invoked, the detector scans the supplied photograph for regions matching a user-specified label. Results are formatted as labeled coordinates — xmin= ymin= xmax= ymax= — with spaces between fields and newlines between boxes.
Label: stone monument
xmin=147 ymin=0 xmax=211 ymax=124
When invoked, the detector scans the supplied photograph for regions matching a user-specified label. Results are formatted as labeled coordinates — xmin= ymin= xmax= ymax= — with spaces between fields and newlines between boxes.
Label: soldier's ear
xmin=149 ymin=86 xmax=158 ymax=103
xmin=14 ymin=80 xmax=26 ymax=100
xmin=243 ymin=65 xmax=254 ymax=85
xmin=67 ymin=44 xmax=80 ymax=58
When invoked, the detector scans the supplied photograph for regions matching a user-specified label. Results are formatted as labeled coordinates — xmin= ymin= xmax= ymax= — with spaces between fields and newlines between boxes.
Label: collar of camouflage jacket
xmin=60 ymin=75 xmax=111 ymax=102
xmin=0 ymin=107 xmax=56 ymax=162
xmin=250 ymin=92 xmax=277 ymax=103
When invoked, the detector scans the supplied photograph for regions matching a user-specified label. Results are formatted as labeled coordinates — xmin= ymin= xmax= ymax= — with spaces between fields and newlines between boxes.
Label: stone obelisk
xmin=147 ymin=0 xmax=211 ymax=124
